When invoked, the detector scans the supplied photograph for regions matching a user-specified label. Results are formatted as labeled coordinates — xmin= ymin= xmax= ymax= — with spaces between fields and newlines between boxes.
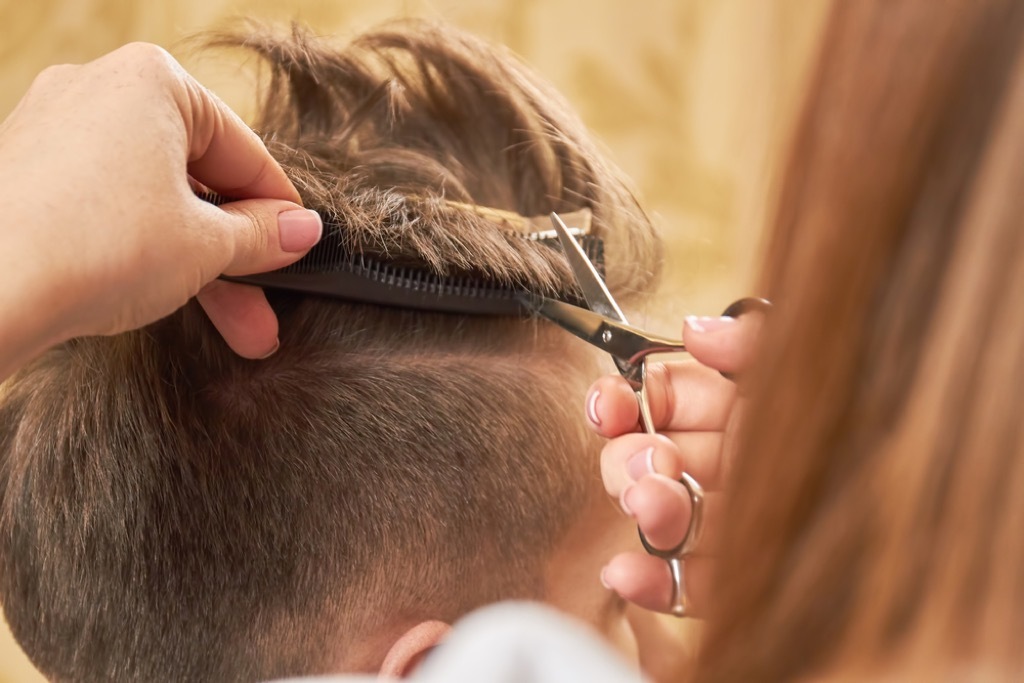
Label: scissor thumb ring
xmin=637 ymin=471 xmax=704 ymax=617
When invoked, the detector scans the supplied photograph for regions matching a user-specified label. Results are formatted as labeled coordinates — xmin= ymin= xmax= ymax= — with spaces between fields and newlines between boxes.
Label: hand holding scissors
xmin=524 ymin=213 xmax=769 ymax=617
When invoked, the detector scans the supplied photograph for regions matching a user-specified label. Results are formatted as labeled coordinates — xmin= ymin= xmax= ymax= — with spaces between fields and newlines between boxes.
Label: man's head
xmin=0 ymin=20 xmax=661 ymax=681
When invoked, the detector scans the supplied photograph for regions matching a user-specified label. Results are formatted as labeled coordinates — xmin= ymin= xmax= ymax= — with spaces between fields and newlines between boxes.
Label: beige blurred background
xmin=0 ymin=0 xmax=828 ymax=680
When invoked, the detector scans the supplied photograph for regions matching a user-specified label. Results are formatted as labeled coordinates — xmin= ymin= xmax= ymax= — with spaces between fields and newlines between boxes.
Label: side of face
xmin=543 ymin=479 xmax=642 ymax=662
xmin=534 ymin=349 xmax=645 ymax=662
xmin=535 ymin=354 xmax=694 ymax=683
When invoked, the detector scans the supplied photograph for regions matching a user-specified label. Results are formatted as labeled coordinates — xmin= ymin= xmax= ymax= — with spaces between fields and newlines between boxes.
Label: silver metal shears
xmin=524 ymin=212 xmax=770 ymax=616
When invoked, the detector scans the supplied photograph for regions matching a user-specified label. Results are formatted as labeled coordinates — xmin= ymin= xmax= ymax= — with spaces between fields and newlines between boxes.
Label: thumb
xmin=207 ymin=198 xmax=323 ymax=277
xmin=189 ymin=198 xmax=322 ymax=361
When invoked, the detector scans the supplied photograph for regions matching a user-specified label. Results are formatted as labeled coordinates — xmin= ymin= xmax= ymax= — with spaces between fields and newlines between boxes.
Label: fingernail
xmin=258 ymin=338 xmax=280 ymax=359
xmin=685 ymin=315 xmax=737 ymax=334
xmin=586 ymin=389 xmax=602 ymax=427
xmin=619 ymin=485 xmax=635 ymax=516
xmin=278 ymin=209 xmax=323 ymax=252
xmin=627 ymin=446 xmax=656 ymax=481
xmin=599 ymin=566 xmax=612 ymax=590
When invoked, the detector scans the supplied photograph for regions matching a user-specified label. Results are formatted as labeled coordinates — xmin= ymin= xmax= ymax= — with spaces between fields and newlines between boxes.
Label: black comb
xmin=199 ymin=192 xmax=605 ymax=316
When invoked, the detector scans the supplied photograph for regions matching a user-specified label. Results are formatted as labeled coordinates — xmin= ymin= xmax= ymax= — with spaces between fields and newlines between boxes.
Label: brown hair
xmin=0 ymin=21 xmax=660 ymax=682
xmin=699 ymin=1 xmax=1024 ymax=680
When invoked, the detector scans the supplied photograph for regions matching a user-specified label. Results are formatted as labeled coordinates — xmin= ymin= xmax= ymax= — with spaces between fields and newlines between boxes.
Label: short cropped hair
xmin=0 ymin=21 xmax=660 ymax=682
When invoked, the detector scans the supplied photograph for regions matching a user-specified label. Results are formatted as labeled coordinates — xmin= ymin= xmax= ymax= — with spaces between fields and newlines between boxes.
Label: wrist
xmin=0 ymin=189 xmax=74 ymax=382
xmin=0 ymin=276 xmax=67 ymax=383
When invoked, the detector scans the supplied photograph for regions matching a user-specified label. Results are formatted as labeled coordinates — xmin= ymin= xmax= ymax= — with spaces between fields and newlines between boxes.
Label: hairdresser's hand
xmin=588 ymin=313 xmax=762 ymax=622
xmin=0 ymin=42 xmax=320 ymax=380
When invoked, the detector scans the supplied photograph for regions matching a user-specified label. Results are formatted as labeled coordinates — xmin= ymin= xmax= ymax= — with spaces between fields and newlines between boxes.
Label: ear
xmin=378 ymin=620 xmax=451 ymax=678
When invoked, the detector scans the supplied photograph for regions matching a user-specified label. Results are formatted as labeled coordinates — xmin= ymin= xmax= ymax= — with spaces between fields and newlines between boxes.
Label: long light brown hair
xmin=699 ymin=1 xmax=1024 ymax=680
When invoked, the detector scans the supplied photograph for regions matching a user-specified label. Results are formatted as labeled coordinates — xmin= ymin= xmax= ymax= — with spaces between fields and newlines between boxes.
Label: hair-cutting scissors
xmin=523 ymin=212 xmax=770 ymax=616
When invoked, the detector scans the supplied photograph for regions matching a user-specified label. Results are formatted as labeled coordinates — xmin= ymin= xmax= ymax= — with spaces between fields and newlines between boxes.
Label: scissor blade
xmin=550 ymin=213 xmax=628 ymax=324
xmin=528 ymin=296 xmax=605 ymax=345
xmin=525 ymin=296 xmax=686 ymax=367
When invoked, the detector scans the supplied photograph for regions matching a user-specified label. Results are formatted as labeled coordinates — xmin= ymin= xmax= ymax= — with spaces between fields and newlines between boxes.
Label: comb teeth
xmin=277 ymin=228 xmax=604 ymax=298
xmin=200 ymin=191 xmax=605 ymax=315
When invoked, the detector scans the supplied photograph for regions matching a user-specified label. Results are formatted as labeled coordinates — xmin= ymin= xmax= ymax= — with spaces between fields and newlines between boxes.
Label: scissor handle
xmin=721 ymin=296 xmax=772 ymax=319
xmin=634 ymin=363 xmax=705 ymax=563
xmin=634 ymin=296 xmax=770 ymax=567
xmin=719 ymin=297 xmax=772 ymax=381
xmin=628 ymin=297 xmax=771 ymax=385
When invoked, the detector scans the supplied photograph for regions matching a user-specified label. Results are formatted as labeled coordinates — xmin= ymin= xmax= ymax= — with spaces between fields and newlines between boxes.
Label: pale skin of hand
xmin=0 ymin=42 xmax=323 ymax=382
xmin=587 ymin=313 xmax=762 ymax=617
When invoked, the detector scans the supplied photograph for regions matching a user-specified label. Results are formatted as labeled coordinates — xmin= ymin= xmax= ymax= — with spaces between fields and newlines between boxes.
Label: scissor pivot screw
xmin=601 ymin=329 xmax=613 ymax=343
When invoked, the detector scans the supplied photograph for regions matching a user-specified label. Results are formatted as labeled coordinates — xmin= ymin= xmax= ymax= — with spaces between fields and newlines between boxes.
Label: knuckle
xmin=652 ymin=437 xmax=683 ymax=473
xmin=179 ymin=203 xmax=230 ymax=269
xmin=118 ymin=41 xmax=171 ymax=64
xmin=233 ymin=205 xmax=271 ymax=255
xmin=35 ymin=63 xmax=75 ymax=85
xmin=115 ymin=42 xmax=180 ymax=82
xmin=28 ymin=64 xmax=78 ymax=98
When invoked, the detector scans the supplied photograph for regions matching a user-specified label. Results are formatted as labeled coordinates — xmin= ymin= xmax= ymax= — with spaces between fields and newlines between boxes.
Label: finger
xmin=196 ymin=197 xmax=323 ymax=276
xmin=586 ymin=361 xmax=736 ymax=437
xmin=601 ymin=433 xmax=723 ymax=500
xmin=601 ymin=434 xmax=681 ymax=500
xmin=178 ymin=74 xmax=300 ymax=203
xmin=634 ymin=489 xmax=722 ymax=557
xmin=682 ymin=308 xmax=764 ymax=376
xmin=644 ymin=361 xmax=736 ymax=432
xmin=602 ymin=553 xmax=713 ymax=618
xmin=659 ymin=432 xmax=725 ymax=491
xmin=585 ymin=374 xmax=640 ymax=436
xmin=621 ymin=474 xmax=692 ymax=552
xmin=623 ymin=477 xmax=723 ymax=556
xmin=196 ymin=280 xmax=279 ymax=359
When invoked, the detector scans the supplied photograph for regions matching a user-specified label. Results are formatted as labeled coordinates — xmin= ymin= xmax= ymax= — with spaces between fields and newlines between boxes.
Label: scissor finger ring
xmin=638 ymin=471 xmax=704 ymax=559
xmin=636 ymin=472 xmax=703 ymax=618
xmin=718 ymin=297 xmax=773 ymax=381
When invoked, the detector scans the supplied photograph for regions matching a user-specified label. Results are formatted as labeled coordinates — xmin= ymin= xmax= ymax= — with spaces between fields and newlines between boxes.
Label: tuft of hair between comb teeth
xmin=198 ymin=191 xmax=605 ymax=315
